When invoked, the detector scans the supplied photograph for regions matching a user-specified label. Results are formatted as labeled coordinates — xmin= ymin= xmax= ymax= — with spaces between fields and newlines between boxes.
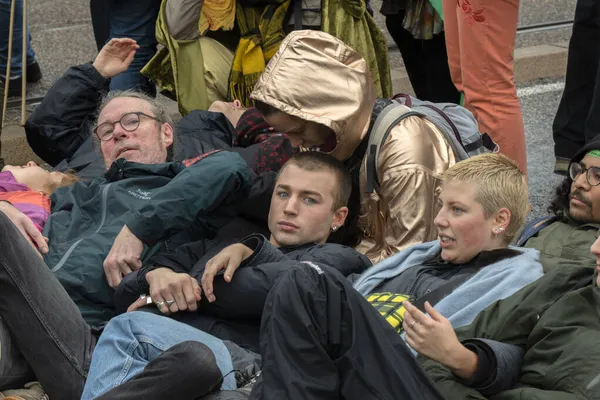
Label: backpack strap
xmin=412 ymin=272 xmax=476 ymax=312
xmin=515 ymin=215 xmax=559 ymax=247
xmin=293 ymin=0 xmax=303 ymax=30
xmin=464 ymin=132 xmax=498 ymax=153
xmin=365 ymin=104 xmax=424 ymax=193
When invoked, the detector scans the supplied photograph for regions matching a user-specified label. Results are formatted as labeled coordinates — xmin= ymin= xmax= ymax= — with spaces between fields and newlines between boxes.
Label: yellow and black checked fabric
xmin=365 ymin=292 xmax=412 ymax=333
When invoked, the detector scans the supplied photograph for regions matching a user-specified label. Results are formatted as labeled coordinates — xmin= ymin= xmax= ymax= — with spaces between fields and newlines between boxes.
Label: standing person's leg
xmin=456 ymin=0 xmax=527 ymax=173
xmin=553 ymin=0 xmax=599 ymax=167
xmin=583 ymin=2 xmax=600 ymax=143
xmin=81 ymin=311 xmax=237 ymax=400
xmin=108 ymin=0 xmax=161 ymax=96
xmin=386 ymin=11 xmax=459 ymax=103
xmin=0 ymin=212 xmax=95 ymax=400
xmin=442 ymin=0 xmax=463 ymax=95
xmin=0 ymin=0 xmax=22 ymax=78
xmin=386 ymin=11 xmax=430 ymax=99
xmin=250 ymin=263 xmax=444 ymax=400
xmin=96 ymin=341 xmax=224 ymax=400
xmin=0 ymin=0 xmax=38 ymax=83
xmin=424 ymin=30 xmax=461 ymax=104
xmin=90 ymin=0 xmax=110 ymax=52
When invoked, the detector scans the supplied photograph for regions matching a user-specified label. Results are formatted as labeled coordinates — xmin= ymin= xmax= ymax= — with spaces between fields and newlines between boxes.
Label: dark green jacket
xmin=524 ymin=219 xmax=599 ymax=272
xmin=421 ymin=266 xmax=600 ymax=399
xmin=44 ymin=151 xmax=252 ymax=326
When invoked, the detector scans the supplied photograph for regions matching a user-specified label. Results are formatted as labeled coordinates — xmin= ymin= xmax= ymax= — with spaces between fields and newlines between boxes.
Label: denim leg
xmin=0 ymin=0 xmax=35 ymax=77
xmin=96 ymin=341 xmax=224 ymax=400
xmin=107 ymin=0 xmax=160 ymax=95
xmin=81 ymin=311 xmax=236 ymax=400
xmin=0 ymin=212 xmax=95 ymax=400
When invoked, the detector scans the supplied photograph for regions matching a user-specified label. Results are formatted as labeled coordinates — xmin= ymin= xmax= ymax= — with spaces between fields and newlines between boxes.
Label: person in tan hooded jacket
xmin=251 ymin=30 xmax=457 ymax=263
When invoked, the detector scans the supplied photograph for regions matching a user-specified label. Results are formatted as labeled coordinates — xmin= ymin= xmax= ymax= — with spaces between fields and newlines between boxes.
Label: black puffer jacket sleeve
xmin=195 ymin=241 xmax=371 ymax=319
xmin=25 ymin=63 xmax=108 ymax=167
xmin=113 ymin=217 xmax=270 ymax=312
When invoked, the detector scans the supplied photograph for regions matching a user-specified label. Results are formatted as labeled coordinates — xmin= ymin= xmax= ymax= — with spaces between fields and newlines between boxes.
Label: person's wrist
xmin=0 ymin=200 xmax=14 ymax=210
xmin=92 ymin=61 xmax=111 ymax=79
xmin=146 ymin=267 xmax=167 ymax=284
xmin=241 ymin=244 xmax=254 ymax=259
xmin=446 ymin=343 xmax=479 ymax=380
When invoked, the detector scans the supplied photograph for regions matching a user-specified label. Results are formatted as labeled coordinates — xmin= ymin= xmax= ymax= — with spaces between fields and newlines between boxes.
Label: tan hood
xmin=250 ymin=30 xmax=376 ymax=160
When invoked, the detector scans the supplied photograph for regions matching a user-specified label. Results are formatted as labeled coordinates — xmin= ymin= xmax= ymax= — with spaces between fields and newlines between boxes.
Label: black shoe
xmin=0 ymin=75 xmax=22 ymax=97
xmin=26 ymin=61 xmax=42 ymax=83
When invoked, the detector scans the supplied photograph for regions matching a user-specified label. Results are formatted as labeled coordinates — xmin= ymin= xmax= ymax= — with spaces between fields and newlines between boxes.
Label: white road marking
xmin=518 ymin=82 xmax=565 ymax=97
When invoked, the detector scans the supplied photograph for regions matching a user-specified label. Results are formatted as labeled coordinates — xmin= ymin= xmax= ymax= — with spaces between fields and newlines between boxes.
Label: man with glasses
xmin=0 ymin=39 xmax=254 ymax=399
xmin=519 ymin=135 xmax=600 ymax=272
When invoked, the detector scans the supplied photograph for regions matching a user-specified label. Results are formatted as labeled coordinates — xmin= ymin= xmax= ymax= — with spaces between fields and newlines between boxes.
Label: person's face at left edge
xmin=590 ymin=235 xmax=600 ymax=287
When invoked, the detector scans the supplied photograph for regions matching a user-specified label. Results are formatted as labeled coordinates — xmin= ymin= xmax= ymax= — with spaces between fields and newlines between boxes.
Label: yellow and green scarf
xmin=229 ymin=0 xmax=291 ymax=107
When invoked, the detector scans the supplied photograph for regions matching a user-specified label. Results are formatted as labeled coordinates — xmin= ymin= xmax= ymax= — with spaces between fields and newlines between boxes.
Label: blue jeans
xmin=107 ymin=0 xmax=161 ymax=95
xmin=81 ymin=312 xmax=237 ymax=400
xmin=0 ymin=0 xmax=35 ymax=78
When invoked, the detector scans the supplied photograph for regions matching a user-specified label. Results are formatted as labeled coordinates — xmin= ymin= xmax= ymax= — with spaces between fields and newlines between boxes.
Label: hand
xmin=201 ymin=243 xmax=253 ymax=303
xmin=403 ymin=301 xmax=478 ymax=379
xmin=92 ymin=38 xmax=139 ymax=79
xmin=0 ymin=201 xmax=48 ymax=255
xmin=127 ymin=294 xmax=152 ymax=312
xmin=146 ymin=268 xmax=202 ymax=314
xmin=104 ymin=225 xmax=143 ymax=288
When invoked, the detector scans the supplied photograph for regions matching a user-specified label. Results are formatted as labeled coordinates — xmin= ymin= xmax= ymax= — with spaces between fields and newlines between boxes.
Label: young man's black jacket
xmin=115 ymin=234 xmax=371 ymax=351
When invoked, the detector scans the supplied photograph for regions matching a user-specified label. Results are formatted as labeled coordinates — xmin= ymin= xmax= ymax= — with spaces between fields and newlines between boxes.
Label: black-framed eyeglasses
xmin=568 ymin=161 xmax=600 ymax=186
xmin=93 ymin=112 xmax=159 ymax=141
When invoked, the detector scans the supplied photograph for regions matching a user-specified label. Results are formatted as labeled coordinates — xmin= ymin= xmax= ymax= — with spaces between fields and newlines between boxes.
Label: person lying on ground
xmin=79 ymin=151 xmax=371 ymax=400
xmin=0 ymin=161 xmax=77 ymax=237
xmin=0 ymin=83 xmax=253 ymax=399
xmin=350 ymin=153 xmax=542 ymax=336
xmin=0 ymin=162 xmax=77 ymax=393
xmin=518 ymin=134 xmax=600 ymax=272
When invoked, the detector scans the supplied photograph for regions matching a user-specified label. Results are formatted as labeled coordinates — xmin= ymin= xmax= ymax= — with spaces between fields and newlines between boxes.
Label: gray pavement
xmin=520 ymin=79 xmax=565 ymax=221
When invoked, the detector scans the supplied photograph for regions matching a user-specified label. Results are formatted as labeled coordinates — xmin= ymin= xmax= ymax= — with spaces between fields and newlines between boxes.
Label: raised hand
xmin=92 ymin=38 xmax=140 ymax=79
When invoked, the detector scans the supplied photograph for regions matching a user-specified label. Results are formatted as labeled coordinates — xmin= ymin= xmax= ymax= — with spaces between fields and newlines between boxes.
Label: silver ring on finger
xmin=410 ymin=320 xmax=418 ymax=328
xmin=166 ymin=299 xmax=176 ymax=306
xmin=155 ymin=301 xmax=165 ymax=307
